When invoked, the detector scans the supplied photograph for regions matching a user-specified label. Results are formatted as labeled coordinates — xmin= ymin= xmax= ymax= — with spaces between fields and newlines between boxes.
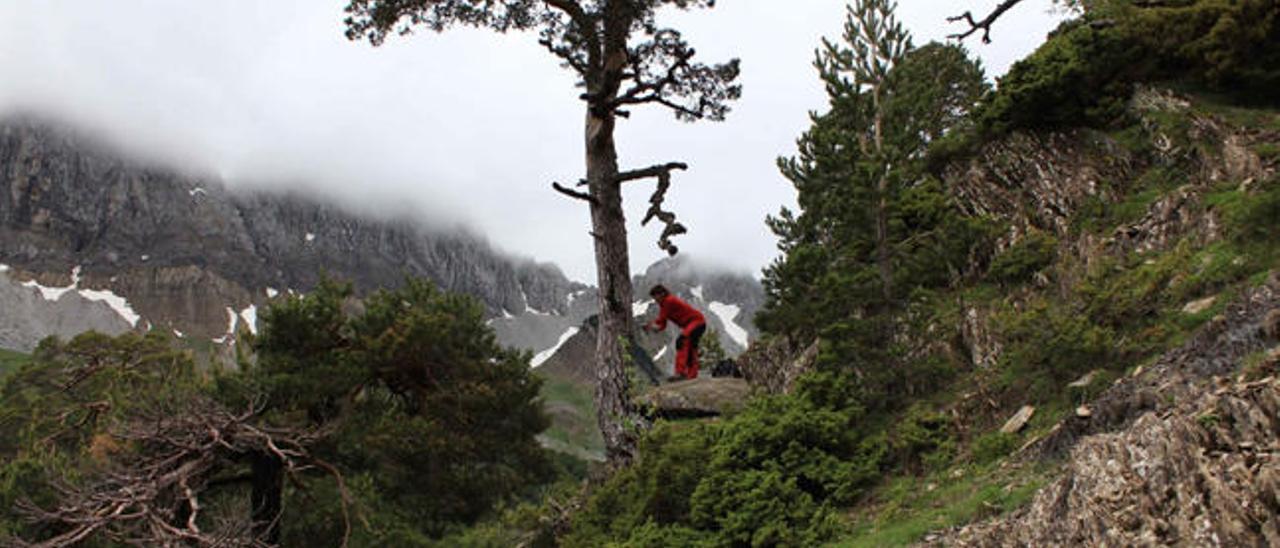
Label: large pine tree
xmin=760 ymin=0 xmax=988 ymax=405
xmin=342 ymin=0 xmax=740 ymax=466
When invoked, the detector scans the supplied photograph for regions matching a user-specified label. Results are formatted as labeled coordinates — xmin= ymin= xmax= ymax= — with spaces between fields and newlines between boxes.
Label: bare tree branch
xmin=630 ymin=162 xmax=691 ymax=256
xmin=13 ymin=397 xmax=340 ymax=548
xmin=552 ymin=181 xmax=598 ymax=204
xmin=615 ymin=162 xmax=687 ymax=184
xmin=948 ymin=0 xmax=1025 ymax=43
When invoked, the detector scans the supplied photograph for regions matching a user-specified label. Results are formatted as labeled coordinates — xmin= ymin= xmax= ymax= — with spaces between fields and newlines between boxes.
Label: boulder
xmin=635 ymin=377 xmax=752 ymax=419
xmin=1181 ymin=295 xmax=1217 ymax=315
xmin=1000 ymin=405 xmax=1035 ymax=434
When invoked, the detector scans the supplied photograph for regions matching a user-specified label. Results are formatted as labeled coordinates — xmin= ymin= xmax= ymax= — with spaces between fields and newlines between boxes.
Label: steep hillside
xmin=0 ymin=116 xmax=585 ymax=350
xmin=557 ymin=1 xmax=1280 ymax=543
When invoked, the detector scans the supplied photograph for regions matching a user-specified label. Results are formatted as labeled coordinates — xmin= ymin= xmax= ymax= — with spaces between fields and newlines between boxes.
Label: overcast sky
xmin=0 ymin=1 xmax=1065 ymax=283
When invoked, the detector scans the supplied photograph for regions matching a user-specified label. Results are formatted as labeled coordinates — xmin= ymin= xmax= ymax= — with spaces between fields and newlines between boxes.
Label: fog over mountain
xmin=0 ymin=1 xmax=1065 ymax=282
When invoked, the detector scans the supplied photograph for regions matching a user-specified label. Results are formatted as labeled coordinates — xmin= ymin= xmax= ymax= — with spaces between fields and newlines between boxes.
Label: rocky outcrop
xmin=932 ymin=377 xmax=1280 ymax=547
xmin=947 ymin=130 xmax=1132 ymax=242
xmin=635 ymin=377 xmax=752 ymax=418
xmin=1031 ymin=273 xmax=1280 ymax=459
xmin=927 ymin=275 xmax=1280 ymax=547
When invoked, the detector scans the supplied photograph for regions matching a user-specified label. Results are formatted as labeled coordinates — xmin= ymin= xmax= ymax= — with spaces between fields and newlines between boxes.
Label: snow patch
xmin=531 ymin=327 xmax=580 ymax=368
xmin=173 ymin=329 xmax=185 ymax=338
xmin=239 ymin=304 xmax=258 ymax=336
xmin=266 ymin=287 xmax=279 ymax=298
xmin=633 ymin=300 xmax=651 ymax=317
xmin=691 ymin=285 xmax=704 ymax=301
xmin=140 ymin=255 xmax=150 ymax=261
xmin=708 ymin=302 xmax=749 ymax=348
xmin=655 ymin=345 xmax=669 ymax=360
xmin=212 ymin=306 xmax=241 ymax=344
xmin=23 ymin=278 xmax=74 ymax=301
xmin=566 ymin=289 xmax=589 ymax=307
xmin=78 ymin=287 xmax=142 ymax=327
xmin=21 ymin=266 xmax=143 ymax=327
xmin=502 ymin=309 xmax=515 ymax=319
xmin=0 ymin=263 xmax=9 ymax=273
xmin=520 ymin=289 xmax=552 ymax=316
xmin=189 ymin=187 xmax=206 ymax=197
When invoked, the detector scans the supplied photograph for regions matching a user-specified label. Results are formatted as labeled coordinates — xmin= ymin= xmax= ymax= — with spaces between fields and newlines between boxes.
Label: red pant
xmin=675 ymin=322 xmax=706 ymax=379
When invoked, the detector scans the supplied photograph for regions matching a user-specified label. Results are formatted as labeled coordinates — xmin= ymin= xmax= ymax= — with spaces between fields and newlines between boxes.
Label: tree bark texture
xmin=585 ymin=105 xmax=639 ymax=466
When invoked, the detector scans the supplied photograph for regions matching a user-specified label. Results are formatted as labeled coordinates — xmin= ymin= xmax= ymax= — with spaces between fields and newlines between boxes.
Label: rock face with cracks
xmin=934 ymin=377 xmax=1280 ymax=547
xmin=928 ymin=276 xmax=1280 ymax=547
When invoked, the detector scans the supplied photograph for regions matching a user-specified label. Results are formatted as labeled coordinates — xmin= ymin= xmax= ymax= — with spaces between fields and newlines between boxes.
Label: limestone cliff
xmin=0 ymin=116 xmax=585 ymax=348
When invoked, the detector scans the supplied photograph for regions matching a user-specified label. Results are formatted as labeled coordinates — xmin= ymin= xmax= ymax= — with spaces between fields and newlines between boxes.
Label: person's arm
xmin=649 ymin=300 xmax=669 ymax=332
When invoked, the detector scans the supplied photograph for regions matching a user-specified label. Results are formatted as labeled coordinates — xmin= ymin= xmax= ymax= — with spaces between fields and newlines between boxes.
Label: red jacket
xmin=651 ymin=294 xmax=705 ymax=332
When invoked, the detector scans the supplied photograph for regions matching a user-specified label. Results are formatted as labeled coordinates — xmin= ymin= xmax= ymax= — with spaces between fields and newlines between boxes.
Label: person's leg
xmin=685 ymin=323 xmax=706 ymax=379
xmin=674 ymin=334 xmax=689 ymax=378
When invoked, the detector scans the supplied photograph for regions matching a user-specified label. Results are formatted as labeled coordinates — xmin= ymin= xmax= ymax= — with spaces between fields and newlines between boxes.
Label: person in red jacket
xmin=642 ymin=284 xmax=707 ymax=381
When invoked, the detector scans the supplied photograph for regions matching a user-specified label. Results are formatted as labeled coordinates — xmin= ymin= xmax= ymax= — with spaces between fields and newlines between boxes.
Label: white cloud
xmin=0 ymin=1 xmax=1064 ymax=283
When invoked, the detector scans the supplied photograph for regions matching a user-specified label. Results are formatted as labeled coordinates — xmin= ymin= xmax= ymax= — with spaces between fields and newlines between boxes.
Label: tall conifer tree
xmin=342 ymin=1 xmax=740 ymax=465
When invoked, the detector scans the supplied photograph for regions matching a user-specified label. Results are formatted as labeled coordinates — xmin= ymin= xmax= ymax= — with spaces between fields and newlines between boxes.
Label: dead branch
xmin=13 ymin=397 xmax=340 ymax=548
xmin=948 ymin=0 xmax=1025 ymax=43
xmin=552 ymin=181 xmax=598 ymax=204
xmin=615 ymin=162 xmax=687 ymax=184
xmin=630 ymin=162 xmax=690 ymax=256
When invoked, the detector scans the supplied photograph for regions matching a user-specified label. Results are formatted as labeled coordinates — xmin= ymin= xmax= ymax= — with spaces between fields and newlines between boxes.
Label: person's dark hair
xmin=649 ymin=284 xmax=668 ymax=298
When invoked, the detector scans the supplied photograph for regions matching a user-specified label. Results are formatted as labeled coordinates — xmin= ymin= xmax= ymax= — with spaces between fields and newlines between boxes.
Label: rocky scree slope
xmin=931 ymin=276 xmax=1280 ymax=546
xmin=0 ymin=116 xmax=584 ymax=348
xmin=905 ymin=88 xmax=1280 ymax=545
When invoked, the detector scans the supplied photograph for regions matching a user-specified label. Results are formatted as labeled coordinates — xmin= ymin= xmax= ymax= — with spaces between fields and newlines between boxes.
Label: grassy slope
xmin=833 ymin=94 xmax=1279 ymax=545
xmin=0 ymin=348 xmax=31 ymax=380
xmin=536 ymin=373 xmax=605 ymax=462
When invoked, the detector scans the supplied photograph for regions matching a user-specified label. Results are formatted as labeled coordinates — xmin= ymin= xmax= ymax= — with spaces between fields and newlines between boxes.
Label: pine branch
xmin=947 ymin=0 xmax=1025 ymax=43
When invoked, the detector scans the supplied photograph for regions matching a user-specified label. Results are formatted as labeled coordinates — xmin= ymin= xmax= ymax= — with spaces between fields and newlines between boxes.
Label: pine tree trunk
xmin=585 ymin=107 xmax=638 ymax=466
xmin=875 ymin=181 xmax=892 ymax=303
xmin=872 ymin=101 xmax=893 ymax=304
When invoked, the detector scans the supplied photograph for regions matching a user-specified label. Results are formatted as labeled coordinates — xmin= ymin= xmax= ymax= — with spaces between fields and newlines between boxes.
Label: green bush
xmin=987 ymin=231 xmax=1059 ymax=285
xmin=978 ymin=19 xmax=1141 ymax=133
xmin=891 ymin=405 xmax=956 ymax=474
xmin=567 ymin=373 xmax=886 ymax=547
xmin=997 ymin=300 xmax=1117 ymax=403
xmin=1219 ymin=178 xmax=1280 ymax=242
xmin=970 ymin=432 xmax=1020 ymax=465
xmin=977 ymin=0 xmax=1280 ymax=135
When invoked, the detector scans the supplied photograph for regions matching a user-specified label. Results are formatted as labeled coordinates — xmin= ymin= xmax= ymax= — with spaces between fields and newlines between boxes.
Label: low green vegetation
xmin=836 ymin=463 xmax=1049 ymax=547
xmin=566 ymin=373 xmax=885 ymax=547
xmin=0 ymin=279 xmax=561 ymax=546
xmin=0 ymin=348 xmax=29 ymax=379
xmin=537 ymin=374 xmax=605 ymax=461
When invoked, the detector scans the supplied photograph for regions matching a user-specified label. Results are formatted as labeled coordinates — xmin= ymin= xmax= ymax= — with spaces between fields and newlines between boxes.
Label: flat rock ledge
xmin=635 ymin=377 xmax=752 ymax=419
